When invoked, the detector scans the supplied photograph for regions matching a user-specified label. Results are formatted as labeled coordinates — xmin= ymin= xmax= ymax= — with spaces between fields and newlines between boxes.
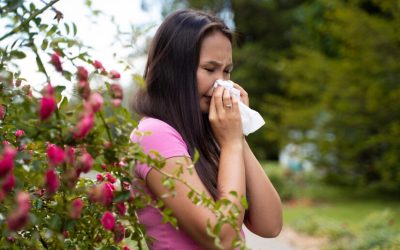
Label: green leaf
xmin=240 ymin=196 xmax=248 ymax=209
xmin=113 ymin=190 xmax=131 ymax=203
xmin=54 ymin=85 xmax=66 ymax=96
xmin=36 ymin=55 xmax=46 ymax=73
xmin=72 ymin=22 xmax=78 ymax=36
xmin=41 ymin=39 xmax=48 ymax=50
xmin=64 ymin=23 xmax=70 ymax=35
xmin=46 ymin=25 xmax=58 ymax=36
xmin=10 ymin=50 xmax=26 ymax=59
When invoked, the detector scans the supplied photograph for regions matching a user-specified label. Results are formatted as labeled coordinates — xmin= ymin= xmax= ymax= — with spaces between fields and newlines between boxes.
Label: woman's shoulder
xmin=130 ymin=117 xmax=189 ymax=157
xmin=133 ymin=117 xmax=180 ymax=139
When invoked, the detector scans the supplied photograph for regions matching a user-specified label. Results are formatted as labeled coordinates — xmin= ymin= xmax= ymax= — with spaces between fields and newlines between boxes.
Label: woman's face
xmin=197 ymin=31 xmax=233 ymax=113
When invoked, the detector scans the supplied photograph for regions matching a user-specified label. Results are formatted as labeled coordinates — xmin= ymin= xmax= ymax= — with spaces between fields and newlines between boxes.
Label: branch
xmin=0 ymin=0 xmax=61 ymax=42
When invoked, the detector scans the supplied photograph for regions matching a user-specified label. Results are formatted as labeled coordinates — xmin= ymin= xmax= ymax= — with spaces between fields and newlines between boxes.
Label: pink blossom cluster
xmin=100 ymin=211 xmax=126 ymax=243
xmin=6 ymin=191 xmax=31 ymax=231
xmin=45 ymin=144 xmax=94 ymax=195
xmin=0 ymin=145 xmax=17 ymax=201
xmin=39 ymin=83 xmax=57 ymax=120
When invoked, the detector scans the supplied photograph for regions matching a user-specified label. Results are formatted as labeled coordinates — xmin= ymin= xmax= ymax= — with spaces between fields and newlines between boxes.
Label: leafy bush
xmin=0 ymin=1 xmax=247 ymax=249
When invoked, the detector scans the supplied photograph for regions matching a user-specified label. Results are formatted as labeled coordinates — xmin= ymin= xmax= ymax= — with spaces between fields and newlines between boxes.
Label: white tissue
xmin=213 ymin=80 xmax=265 ymax=136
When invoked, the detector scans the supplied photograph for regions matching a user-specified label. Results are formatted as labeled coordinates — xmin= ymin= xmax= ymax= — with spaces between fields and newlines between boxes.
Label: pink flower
xmin=2 ymin=174 xmax=15 ymax=193
xmin=93 ymin=60 xmax=104 ymax=70
xmin=122 ymin=181 xmax=131 ymax=191
xmin=65 ymin=146 xmax=76 ymax=165
xmin=113 ymin=222 xmax=125 ymax=243
xmin=116 ymin=202 xmax=126 ymax=216
xmin=96 ymin=174 xmax=104 ymax=182
xmin=17 ymin=191 xmax=31 ymax=214
xmin=77 ymin=151 xmax=93 ymax=173
xmin=109 ymin=70 xmax=121 ymax=79
xmin=15 ymin=130 xmax=25 ymax=138
xmin=105 ymin=172 xmax=116 ymax=183
xmin=7 ymin=211 xmax=29 ymax=231
xmin=45 ymin=169 xmax=60 ymax=194
xmin=89 ymin=182 xmax=114 ymax=207
xmin=43 ymin=83 xmax=54 ymax=96
xmin=0 ymin=145 xmax=17 ymax=177
xmin=77 ymin=66 xmax=88 ymax=81
xmin=78 ymin=80 xmax=91 ymax=100
xmin=7 ymin=191 xmax=31 ymax=231
xmin=70 ymin=198 xmax=84 ymax=219
xmin=101 ymin=182 xmax=115 ymax=206
xmin=101 ymin=211 xmax=115 ymax=231
xmin=110 ymin=83 xmax=123 ymax=100
xmin=51 ymin=52 xmax=63 ymax=72
xmin=123 ymin=246 xmax=131 ymax=250
xmin=73 ymin=113 xmax=94 ymax=139
xmin=47 ymin=144 xmax=65 ymax=166
xmin=39 ymin=96 xmax=57 ymax=120
xmin=0 ymin=105 xmax=5 ymax=120
xmin=88 ymin=92 xmax=103 ymax=113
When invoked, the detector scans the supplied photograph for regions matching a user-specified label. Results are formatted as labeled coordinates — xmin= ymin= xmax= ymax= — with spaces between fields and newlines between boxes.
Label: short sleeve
xmin=130 ymin=117 xmax=190 ymax=180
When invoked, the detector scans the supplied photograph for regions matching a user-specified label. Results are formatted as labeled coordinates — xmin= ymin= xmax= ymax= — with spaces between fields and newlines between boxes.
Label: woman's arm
xmin=243 ymin=139 xmax=283 ymax=237
xmin=231 ymin=82 xmax=282 ymax=237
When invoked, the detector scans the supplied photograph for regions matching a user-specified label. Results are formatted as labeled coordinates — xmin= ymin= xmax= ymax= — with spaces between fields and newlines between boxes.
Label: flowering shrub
xmin=0 ymin=1 xmax=247 ymax=249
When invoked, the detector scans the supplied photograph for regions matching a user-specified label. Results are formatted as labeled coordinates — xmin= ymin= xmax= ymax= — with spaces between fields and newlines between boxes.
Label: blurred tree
xmin=279 ymin=0 xmax=400 ymax=193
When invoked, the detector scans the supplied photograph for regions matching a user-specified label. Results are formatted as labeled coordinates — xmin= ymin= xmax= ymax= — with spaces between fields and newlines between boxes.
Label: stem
xmin=0 ymin=0 xmax=61 ymax=42
xmin=98 ymin=111 xmax=113 ymax=144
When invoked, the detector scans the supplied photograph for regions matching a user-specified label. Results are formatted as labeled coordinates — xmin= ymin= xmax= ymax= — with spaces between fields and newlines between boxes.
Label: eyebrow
xmin=201 ymin=60 xmax=234 ymax=69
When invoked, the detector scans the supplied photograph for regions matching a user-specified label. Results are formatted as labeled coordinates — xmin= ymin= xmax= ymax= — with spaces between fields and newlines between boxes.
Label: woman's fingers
xmin=212 ymin=86 xmax=224 ymax=114
xmin=222 ymin=88 xmax=232 ymax=110
xmin=233 ymin=83 xmax=249 ymax=106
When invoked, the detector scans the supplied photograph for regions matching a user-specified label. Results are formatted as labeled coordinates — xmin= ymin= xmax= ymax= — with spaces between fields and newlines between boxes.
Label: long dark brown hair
xmin=132 ymin=9 xmax=233 ymax=200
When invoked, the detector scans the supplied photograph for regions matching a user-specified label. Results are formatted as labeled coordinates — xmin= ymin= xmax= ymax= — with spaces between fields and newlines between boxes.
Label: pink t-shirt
xmin=130 ymin=117 xmax=203 ymax=250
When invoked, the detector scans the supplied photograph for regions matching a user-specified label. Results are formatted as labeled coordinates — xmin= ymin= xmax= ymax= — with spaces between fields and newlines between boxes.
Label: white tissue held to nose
xmin=213 ymin=79 xmax=266 ymax=136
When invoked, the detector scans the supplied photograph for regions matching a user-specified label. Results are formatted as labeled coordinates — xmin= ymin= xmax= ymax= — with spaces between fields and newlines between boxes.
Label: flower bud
xmin=0 ymin=105 xmax=5 ymax=120
xmin=88 ymin=92 xmax=103 ymax=113
xmin=109 ymin=70 xmax=121 ymax=79
xmin=0 ymin=145 xmax=17 ymax=177
xmin=15 ymin=130 xmax=25 ymax=139
xmin=39 ymin=96 xmax=57 ymax=120
xmin=77 ymin=151 xmax=93 ymax=173
xmin=110 ymin=83 xmax=123 ymax=100
xmin=7 ymin=191 xmax=31 ymax=231
xmin=51 ymin=52 xmax=63 ymax=72
xmin=101 ymin=211 xmax=115 ymax=231
xmin=70 ymin=198 xmax=84 ymax=219
xmin=73 ymin=112 xmax=94 ymax=139
xmin=113 ymin=222 xmax=125 ymax=243
xmin=47 ymin=144 xmax=65 ymax=166
xmin=78 ymin=80 xmax=91 ymax=100
xmin=77 ymin=66 xmax=88 ymax=81
xmin=116 ymin=202 xmax=126 ymax=216
xmin=45 ymin=169 xmax=60 ymax=194
xmin=2 ymin=173 xmax=15 ymax=193
xmin=105 ymin=172 xmax=116 ymax=183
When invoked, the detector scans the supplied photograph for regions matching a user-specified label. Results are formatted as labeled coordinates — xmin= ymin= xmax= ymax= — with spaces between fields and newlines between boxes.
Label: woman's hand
xmin=233 ymin=83 xmax=249 ymax=107
xmin=209 ymin=86 xmax=243 ymax=148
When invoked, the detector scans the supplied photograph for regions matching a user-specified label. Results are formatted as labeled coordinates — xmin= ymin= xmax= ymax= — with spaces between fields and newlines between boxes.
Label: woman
xmin=131 ymin=9 xmax=282 ymax=250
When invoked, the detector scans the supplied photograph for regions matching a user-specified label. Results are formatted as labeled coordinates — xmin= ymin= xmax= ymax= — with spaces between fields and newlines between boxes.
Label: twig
xmin=0 ymin=0 xmax=61 ymax=42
